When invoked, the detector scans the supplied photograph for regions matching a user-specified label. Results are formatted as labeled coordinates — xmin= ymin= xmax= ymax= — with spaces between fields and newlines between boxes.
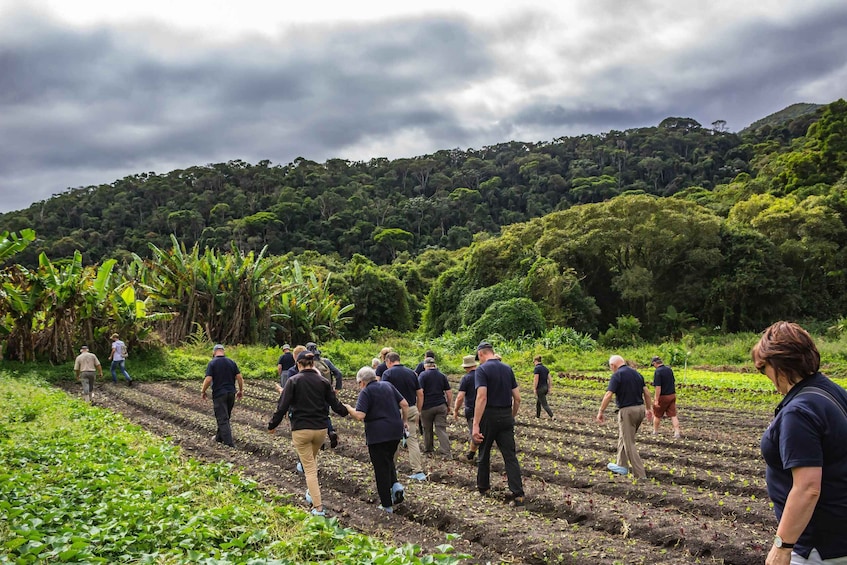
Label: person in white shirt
xmin=108 ymin=333 xmax=133 ymax=386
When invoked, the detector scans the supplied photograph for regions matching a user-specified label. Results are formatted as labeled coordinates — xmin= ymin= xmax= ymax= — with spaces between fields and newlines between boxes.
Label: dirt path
xmin=67 ymin=376 xmax=777 ymax=564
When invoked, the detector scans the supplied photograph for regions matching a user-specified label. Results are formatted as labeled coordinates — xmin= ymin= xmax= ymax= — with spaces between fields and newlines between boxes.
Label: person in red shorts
xmin=650 ymin=356 xmax=682 ymax=439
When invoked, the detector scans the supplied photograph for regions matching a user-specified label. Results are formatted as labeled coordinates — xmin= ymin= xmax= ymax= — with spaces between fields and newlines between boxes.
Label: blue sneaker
xmin=296 ymin=461 xmax=304 ymax=474
xmin=310 ymin=508 xmax=325 ymax=517
xmin=305 ymin=489 xmax=313 ymax=506
xmin=377 ymin=504 xmax=393 ymax=513
xmin=408 ymin=472 xmax=427 ymax=481
xmin=391 ymin=482 xmax=405 ymax=505
xmin=606 ymin=463 xmax=629 ymax=475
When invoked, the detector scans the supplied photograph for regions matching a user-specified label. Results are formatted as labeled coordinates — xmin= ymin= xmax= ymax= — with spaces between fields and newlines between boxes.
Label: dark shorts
xmin=653 ymin=394 xmax=677 ymax=418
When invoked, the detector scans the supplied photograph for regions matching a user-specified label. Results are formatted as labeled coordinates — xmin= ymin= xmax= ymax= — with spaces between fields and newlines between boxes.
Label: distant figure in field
xmin=596 ymin=355 xmax=652 ymax=479
xmin=418 ymin=357 xmax=452 ymax=459
xmin=344 ymin=366 xmax=409 ymax=513
xmin=414 ymin=350 xmax=436 ymax=376
xmin=533 ymin=355 xmax=554 ymax=419
xmin=201 ymin=344 xmax=244 ymax=447
xmin=74 ymin=345 xmax=103 ymax=404
xmin=650 ymin=356 xmax=682 ymax=439
xmin=374 ymin=347 xmax=392 ymax=378
xmin=453 ymin=354 xmax=479 ymax=462
xmin=381 ymin=352 xmax=426 ymax=481
xmin=108 ymin=333 xmax=133 ymax=386
xmin=277 ymin=344 xmax=295 ymax=377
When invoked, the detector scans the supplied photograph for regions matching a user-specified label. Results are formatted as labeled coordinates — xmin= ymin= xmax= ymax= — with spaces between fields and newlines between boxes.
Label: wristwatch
xmin=774 ymin=535 xmax=795 ymax=549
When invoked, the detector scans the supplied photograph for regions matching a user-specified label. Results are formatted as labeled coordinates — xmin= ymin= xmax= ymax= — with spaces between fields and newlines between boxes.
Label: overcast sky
xmin=1 ymin=1 xmax=846 ymax=213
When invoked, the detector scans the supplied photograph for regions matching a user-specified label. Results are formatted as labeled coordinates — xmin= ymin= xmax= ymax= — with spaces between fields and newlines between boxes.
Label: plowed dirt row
xmin=72 ymin=377 xmax=778 ymax=564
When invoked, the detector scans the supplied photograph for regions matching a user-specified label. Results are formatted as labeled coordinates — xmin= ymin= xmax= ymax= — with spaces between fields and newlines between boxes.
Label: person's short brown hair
xmin=752 ymin=321 xmax=820 ymax=385
xmin=386 ymin=351 xmax=401 ymax=364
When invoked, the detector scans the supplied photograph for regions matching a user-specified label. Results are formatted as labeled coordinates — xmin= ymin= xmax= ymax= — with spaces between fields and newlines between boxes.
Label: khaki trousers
xmin=617 ymin=405 xmax=646 ymax=479
xmin=396 ymin=405 xmax=424 ymax=473
xmin=292 ymin=428 xmax=327 ymax=508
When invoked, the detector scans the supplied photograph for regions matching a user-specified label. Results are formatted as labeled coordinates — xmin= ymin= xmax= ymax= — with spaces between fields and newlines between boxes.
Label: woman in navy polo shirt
xmin=344 ymin=366 xmax=410 ymax=513
xmin=754 ymin=321 xmax=847 ymax=565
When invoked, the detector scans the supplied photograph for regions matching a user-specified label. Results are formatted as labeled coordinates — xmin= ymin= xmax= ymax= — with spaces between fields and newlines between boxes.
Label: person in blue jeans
xmin=108 ymin=333 xmax=133 ymax=385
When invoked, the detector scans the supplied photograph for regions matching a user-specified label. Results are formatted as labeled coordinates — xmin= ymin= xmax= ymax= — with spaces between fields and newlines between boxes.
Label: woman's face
xmin=758 ymin=360 xmax=786 ymax=394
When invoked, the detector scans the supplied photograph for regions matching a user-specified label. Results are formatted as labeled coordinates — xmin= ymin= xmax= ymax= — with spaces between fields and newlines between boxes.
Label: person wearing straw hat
xmin=454 ymin=354 xmax=479 ymax=462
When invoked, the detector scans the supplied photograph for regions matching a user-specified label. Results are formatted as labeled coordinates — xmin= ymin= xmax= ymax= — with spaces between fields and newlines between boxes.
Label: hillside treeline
xmin=1 ymin=101 xmax=845 ymax=360
xmin=3 ymin=106 xmax=824 ymax=267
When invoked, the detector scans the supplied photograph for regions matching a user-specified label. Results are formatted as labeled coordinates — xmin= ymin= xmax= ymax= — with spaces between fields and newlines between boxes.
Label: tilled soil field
xmin=71 ymin=376 xmax=779 ymax=564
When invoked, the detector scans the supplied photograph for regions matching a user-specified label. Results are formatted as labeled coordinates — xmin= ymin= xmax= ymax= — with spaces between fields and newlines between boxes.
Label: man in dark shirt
xmin=453 ymin=355 xmax=479 ymax=461
xmin=472 ymin=341 xmax=524 ymax=505
xmin=418 ymin=357 xmax=452 ymax=459
xmin=650 ymin=356 xmax=683 ymax=439
xmin=533 ymin=355 xmax=554 ymax=419
xmin=382 ymin=352 xmax=426 ymax=480
xmin=596 ymin=355 xmax=653 ymax=479
xmin=414 ymin=350 xmax=436 ymax=375
xmin=201 ymin=344 xmax=244 ymax=447
xmin=277 ymin=344 xmax=295 ymax=376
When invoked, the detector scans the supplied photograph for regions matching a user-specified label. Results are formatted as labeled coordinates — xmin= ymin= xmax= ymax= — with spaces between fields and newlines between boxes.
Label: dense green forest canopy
xmin=4 ymin=106 xmax=825 ymax=267
xmin=1 ymin=100 xmax=846 ymax=360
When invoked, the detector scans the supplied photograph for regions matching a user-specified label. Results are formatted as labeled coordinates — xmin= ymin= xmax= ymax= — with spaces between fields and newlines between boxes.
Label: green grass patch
xmin=0 ymin=372 xmax=468 ymax=564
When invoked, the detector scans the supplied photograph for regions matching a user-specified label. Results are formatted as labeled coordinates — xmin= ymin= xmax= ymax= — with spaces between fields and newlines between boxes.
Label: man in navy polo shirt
xmin=382 ymin=352 xmax=426 ymax=481
xmin=201 ymin=344 xmax=244 ymax=447
xmin=596 ymin=354 xmax=653 ymax=479
xmin=472 ymin=341 xmax=525 ymax=506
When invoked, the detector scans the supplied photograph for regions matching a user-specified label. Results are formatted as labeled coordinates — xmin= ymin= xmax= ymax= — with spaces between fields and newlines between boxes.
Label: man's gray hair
xmin=356 ymin=366 xmax=377 ymax=383
xmin=609 ymin=355 xmax=626 ymax=369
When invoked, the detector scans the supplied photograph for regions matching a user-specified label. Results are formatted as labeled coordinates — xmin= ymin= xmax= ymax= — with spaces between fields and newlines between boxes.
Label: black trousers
xmin=536 ymin=386 xmax=553 ymax=418
xmin=477 ymin=406 xmax=524 ymax=497
xmin=213 ymin=392 xmax=236 ymax=446
xmin=368 ymin=439 xmax=400 ymax=508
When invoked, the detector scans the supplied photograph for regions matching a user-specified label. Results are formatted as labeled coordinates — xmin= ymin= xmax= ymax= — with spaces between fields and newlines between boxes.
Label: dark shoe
xmin=465 ymin=451 xmax=475 ymax=461
xmin=510 ymin=496 xmax=525 ymax=507
xmin=127 ymin=380 xmax=133 ymax=386
xmin=329 ymin=431 xmax=339 ymax=448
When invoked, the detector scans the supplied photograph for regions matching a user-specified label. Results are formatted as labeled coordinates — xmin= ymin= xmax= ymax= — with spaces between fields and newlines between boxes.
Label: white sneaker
xmin=408 ymin=472 xmax=427 ymax=481
xmin=305 ymin=489 xmax=312 ymax=506
xmin=606 ymin=463 xmax=629 ymax=475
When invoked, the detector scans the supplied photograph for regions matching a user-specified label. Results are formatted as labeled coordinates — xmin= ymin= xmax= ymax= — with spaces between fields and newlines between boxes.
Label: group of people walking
xmin=106 ymin=319 xmax=847 ymax=563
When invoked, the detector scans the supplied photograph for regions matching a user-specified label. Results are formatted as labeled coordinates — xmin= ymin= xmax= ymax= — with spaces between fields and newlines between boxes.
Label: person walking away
xmin=201 ymin=344 xmax=244 ymax=447
xmin=454 ymin=355 xmax=479 ymax=462
xmin=596 ymin=355 xmax=652 ymax=479
xmin=74 ymin=345 xmax=103 ymax=404
xmin=374 ymin=347 xmax=393 ymax=378
xmin=344 ymin=366 xmax=409 ymax=513
xmin=418 ymin=357 xmax=452 ymax=459
xmin=754 ymin=321 xmax=847 ymax=565
xmin=381 ymin=352 xmax=426 ymax=481
xmin=108 ymin=333 xmax=133 ymax=385
xmin=305 ymin=342 xmax=343 ymax=448
xmin=414 ymin=350 xmax=436 ymax=376
xmin=533 ymin=355 xmax=554 ymax=419
xmin=268 ymin=349 xmax=349 ymax=517
xmin=472 ymin=341 xmax=525 ymax=506
xmin=277 ymin=344 xmax=295 ymax=378
xmin=650 ymin=356 xmax=682 ymax=438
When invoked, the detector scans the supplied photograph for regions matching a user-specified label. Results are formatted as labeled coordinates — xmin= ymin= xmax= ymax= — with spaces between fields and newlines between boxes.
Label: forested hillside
xmin=3 ymin=107 xmax=822 ymax=267
xmin=0 ymin=100 xmax=845 ymax=360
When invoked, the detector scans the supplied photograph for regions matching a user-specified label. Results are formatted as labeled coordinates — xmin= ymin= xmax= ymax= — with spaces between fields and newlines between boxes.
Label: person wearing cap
xmin=381 ymin=352 xmax=426 ymax=481
xmin=472 ymin=341 xmax=525 ymax=506
xmin=74 ymin=345 xmax=103 ymax=404
xmin=344 ymin=366 xmax=410 ymax=513
xmin=277 ymin=344 xmax=295 ymax=378
xmin=453 ymin=355 xmax=479 ymax=462
xmin=650 ymin=356 xmax=682 ymax=439
xmin=418 ymin=357 xmax=452 ymax=459
xmin=305 ymin=342 xmax=343 ymax=390
xmin=414 ymin=350 xmax=436 ymax=376
xmin=268 ymin=350 xmax=349 ymax=517
xmin=201 ymin=344 xmax=244 ymax=447
xmin=597 ymin=355 xmax=652 ymax=479
xmin=533 ymin=355 xmax=555 ymax=419
xmin=374 ymin=347 xmax=393 ymax=378
xmin=108 ymin=333 xmax=133 ymax=386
